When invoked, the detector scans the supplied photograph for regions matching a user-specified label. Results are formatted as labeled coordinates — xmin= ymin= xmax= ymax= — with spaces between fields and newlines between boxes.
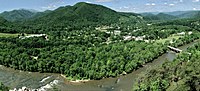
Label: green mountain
xmin=142 ymin=13 xmax=177 ymax=21
xmin=25 ymin=2 xmax=142 ymax=27
xmin=0 ymin=9 xmax=37 ymax=21
xmin=140 ymin=13 xmax=155 ymax=16
xmin=156 ymin=13 xmax=177 ymax=20
xmin=0 ymin=17 xmax=9 ymax=26
xmin=31 ymin=10 xmax=52 ymax=19
xmin=0 ymin=17 xmax=16 ymax=33
xmin=164 ymin=11 xmax=191 ymax=16
xmin=0 ymin=2 xmax=143 ymax=33
xmin=142 ymin=11 xmax=200 ymax=20
xmin=176 ymin=11 xmax=200 ymax=19
xmin=162 ymin=11 xmax=200 ymax=19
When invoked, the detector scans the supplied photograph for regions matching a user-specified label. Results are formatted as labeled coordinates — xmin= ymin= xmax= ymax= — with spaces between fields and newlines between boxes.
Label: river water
xmin=0 ymin=40 xmax=199 ymax=91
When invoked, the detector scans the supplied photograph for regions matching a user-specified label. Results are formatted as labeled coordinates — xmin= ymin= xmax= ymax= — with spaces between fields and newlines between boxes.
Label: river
xmin=0 ymin=40 xmax=200 ymax=91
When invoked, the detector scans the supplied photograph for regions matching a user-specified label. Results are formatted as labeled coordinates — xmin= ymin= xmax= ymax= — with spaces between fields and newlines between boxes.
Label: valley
xmin=0 ymin=2 xmax=200 ymax=91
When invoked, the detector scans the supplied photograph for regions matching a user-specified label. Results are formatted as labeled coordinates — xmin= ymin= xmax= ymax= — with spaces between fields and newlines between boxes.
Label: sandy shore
xmin=60 ymin=74 xmax=90 ymax=83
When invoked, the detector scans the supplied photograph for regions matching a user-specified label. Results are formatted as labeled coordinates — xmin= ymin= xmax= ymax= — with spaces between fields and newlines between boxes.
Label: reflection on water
xmin=166 ymin=51 xmax=177 ymax=61
xmin=1 ymin=40 xmax=199 ymax=91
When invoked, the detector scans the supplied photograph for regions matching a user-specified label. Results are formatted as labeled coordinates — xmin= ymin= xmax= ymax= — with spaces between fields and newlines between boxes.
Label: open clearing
xmin=0 ymin=33 xmax=19 ymax=37
xmin=0 ymin=33 xmax=36 ymax=38
xmin=156 ymin=35 xmax=183 ymax=44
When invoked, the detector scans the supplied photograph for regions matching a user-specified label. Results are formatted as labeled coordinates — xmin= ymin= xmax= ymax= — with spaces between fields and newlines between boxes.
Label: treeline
xmin=133 ymin=38 xmax=200 ymax=91
xmin=0 ymin=19 xmax=200 ymax=80
xmin=0 ymin=32 xmax=199 ymax=80
xmin=167 ymin=32 xmax=200 ymax=47
xmin=1 ymin=3 xmax=200 ymax=81
xmin=0 ymin=36 xmax=167 ymax=80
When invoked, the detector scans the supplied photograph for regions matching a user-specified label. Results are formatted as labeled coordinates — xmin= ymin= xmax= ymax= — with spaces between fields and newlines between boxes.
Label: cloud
xmin=145 ymin=3 xmax=156 ymax=6
xmin=169 ymin=4 xmax=175 ymax=6
xmin=86 ymin=1 xmax=92 ymax=3
xmin=151 ymin=3 xmax=156 ymax=6
xmin=193 ymin=0 xmax=199 ymax=2
xmin=145 ymin=3 xmax=150 ymax=6
xmin=193 ymin=8 xmax=200 ymax=10
xmin=41 ymin=0 xmax=66 ymax=10
xmin=42 ymin=4 xmax=57 ymax=10
xmin=180 ymin=0 xmax=183 ymax=2
xmin=95 ymin=0 xmax=114 ymax=2
xmin=118 ymin=6 xmax=136 ymax=12
xmin=123 ymin=6 xmax=129 ymax=9
xmin=119 ymin=6 xmax=129 ymax=9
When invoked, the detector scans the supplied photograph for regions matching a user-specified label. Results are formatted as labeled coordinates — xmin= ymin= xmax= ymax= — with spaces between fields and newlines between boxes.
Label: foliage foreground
xmin=134 ymin=43 xmax=200 ymax=91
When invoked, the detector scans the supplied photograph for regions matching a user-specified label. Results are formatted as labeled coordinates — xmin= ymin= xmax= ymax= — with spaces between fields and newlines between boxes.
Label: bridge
xmin=167 ymin=46 xmax=182 ymax=53
xmin=168 ymin=46 xmax=191 ymax=55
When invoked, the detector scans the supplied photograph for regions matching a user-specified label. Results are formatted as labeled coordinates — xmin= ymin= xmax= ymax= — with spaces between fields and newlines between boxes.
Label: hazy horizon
xmin=0 ymin=0 xmax=200 ymax=13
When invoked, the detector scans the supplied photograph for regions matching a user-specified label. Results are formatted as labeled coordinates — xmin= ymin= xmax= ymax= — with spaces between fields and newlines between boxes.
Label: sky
xmin=0 ymin=0 xmax=200 ymax=13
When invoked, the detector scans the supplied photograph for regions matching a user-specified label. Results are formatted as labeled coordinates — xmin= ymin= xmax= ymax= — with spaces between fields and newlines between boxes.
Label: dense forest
xmin=0 ymin=1 xmax=200 ymax=85
xmin=0 ymin=9 xmax=37 ymax=22
xmin=0 ymin=37 xmax=167 ymax=79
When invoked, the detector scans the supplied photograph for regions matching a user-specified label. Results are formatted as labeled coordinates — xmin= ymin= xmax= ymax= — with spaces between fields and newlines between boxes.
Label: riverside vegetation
xmin=0 ymin=82 xmax=9 ymax=91
xmin=0 ymin=2 xmax=200 ymax=89
xmin=134 ymin=42 xmax=200 ymax=91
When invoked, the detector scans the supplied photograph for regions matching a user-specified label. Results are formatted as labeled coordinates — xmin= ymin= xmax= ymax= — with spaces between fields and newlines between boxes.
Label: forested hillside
xmin=134 ymin=42 xmax=200 ymax=91
xmin=22 ymin=2 xmax=141 ymax=28
xmin=0 ymin=2 xmax=143 ymax=34
xmin=0 ymin=2 xmax=200 ymax=84
xmin=177 ymin=11 xmax=200 ymax=19
xmin=143 ymin=13 xmax=177 ymax=21
xmin=141 ymin=11 xmax=200 ymax=20
xmin=133 ymin=13 xmax=200 ymax=91
xmin=0 ymin=9 xmax=37 ymax=21
xmin=0 ymin=17 xmax=9 ymax=26
xmin=0 ymin=17 xmax=20 ymax=33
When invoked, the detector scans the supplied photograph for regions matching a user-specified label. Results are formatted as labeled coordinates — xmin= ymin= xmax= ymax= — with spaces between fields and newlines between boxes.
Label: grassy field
xmin=156 ymin=35 xmax=183 ymax=44
xmin=0 ymin=33 xmax=36 ymax=38
xmin=0 ymin=33 xmax=19 ymax=37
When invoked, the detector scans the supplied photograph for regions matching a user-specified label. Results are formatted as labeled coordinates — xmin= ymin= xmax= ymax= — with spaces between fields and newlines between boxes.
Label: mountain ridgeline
xmin=141 ymin=11 xmax=200 ymax=21
xmin=0 ymin=2 xmax=199 ymax=24
xmin=25 ymin=2 xmax=142 ymax=28
xmin=142 ymin=13 xmax=177 ymax=21
xmin=0 ymin=2 xmax=142 ymax=29
xmin=0 ymin=2 xmax=199 ymax=27
xmin=0 ymin=2 xmax=144 ymax=34
xmin=30 ymin=2 xmax=121 ymax=26
xmin=0 ymin=9 xmax=37 ymax=21
xmin=166 ymin=11 xmax=200 ymax=19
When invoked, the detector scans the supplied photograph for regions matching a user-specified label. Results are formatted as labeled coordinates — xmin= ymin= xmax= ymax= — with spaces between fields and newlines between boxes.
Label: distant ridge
xmin=141 ymin=10 xmax=200 ymax=20
xmin=0 ymin=9 xmax=37 ymax=21
xmin=142 ymin=13 xmax=177 ymax=21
